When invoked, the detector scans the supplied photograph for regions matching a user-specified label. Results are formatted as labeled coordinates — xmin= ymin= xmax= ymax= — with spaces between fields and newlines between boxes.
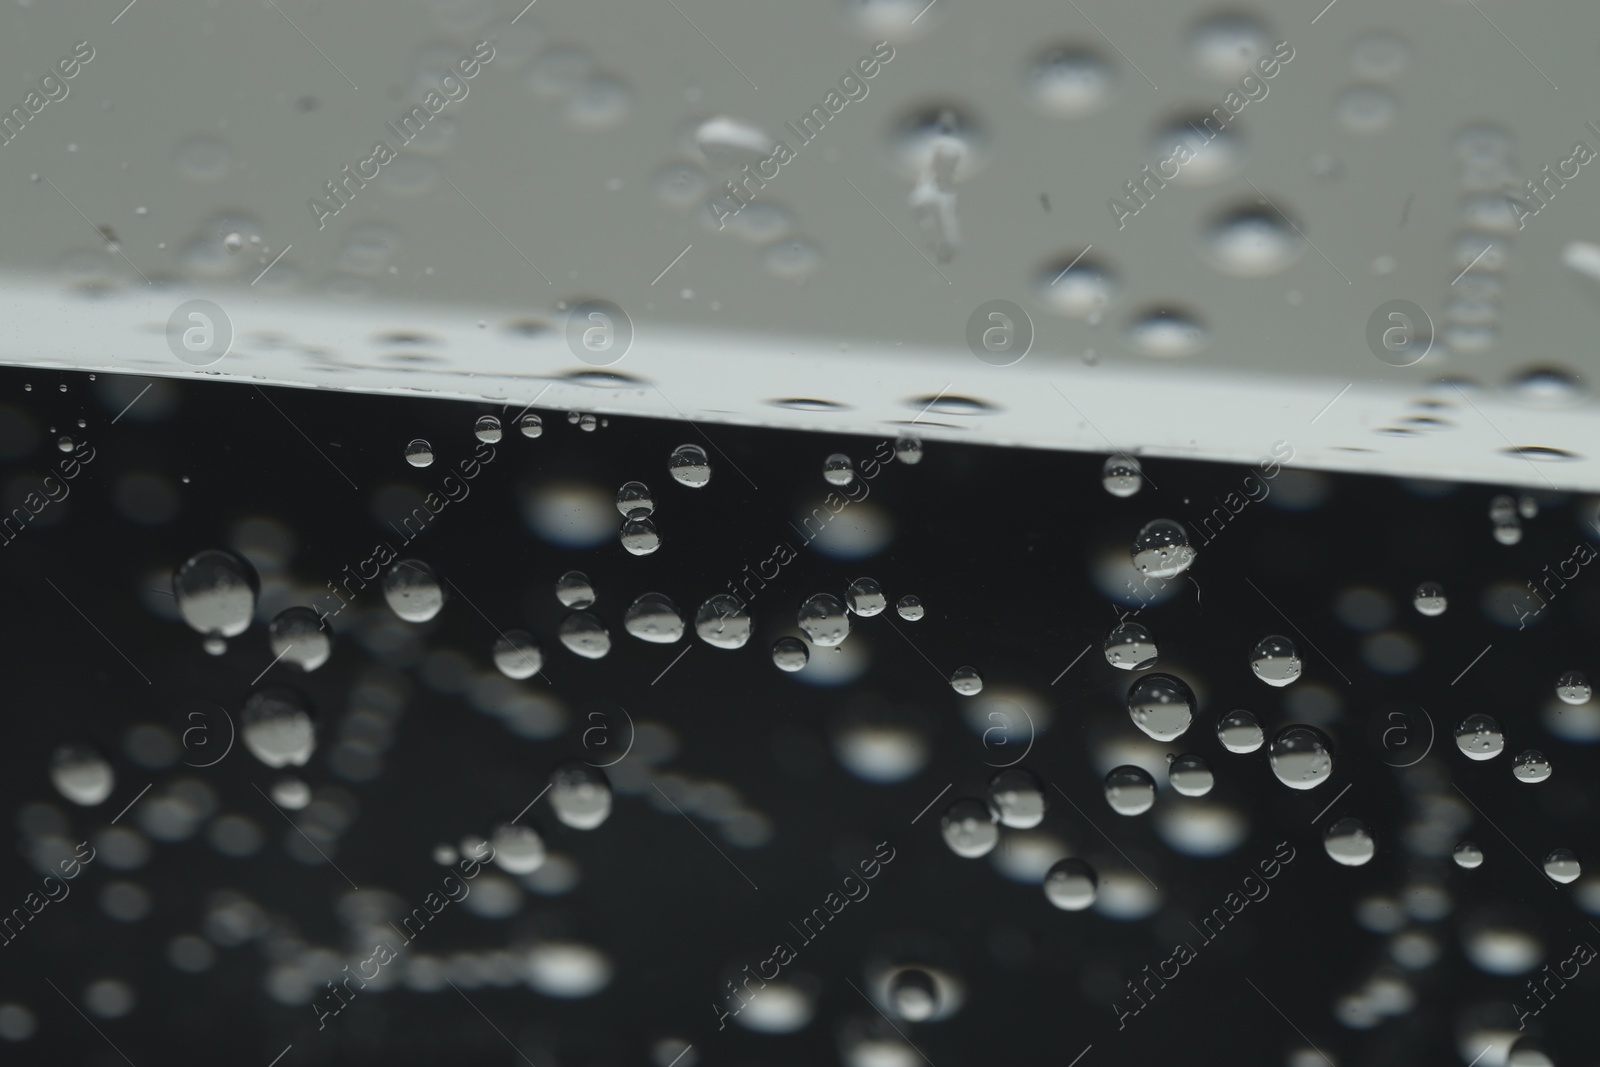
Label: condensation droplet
xmin=1269 ymin=726 xmax=1334 ymax=790
xmin=1556 ymin=671 xmax=1591 ymax=705
xmin=823 ymin=453 xmax=855 ymax=487
xmin=1043 ymin=857 xmax=1098 ymax=910
xmin=1105 ymin=765 xmax=1156 ymax=816
xmin=1132 ymin=519 xmax=1197 ymax=578
xmin=1102 ymin=455 xmax=1142 ymax=498
xmin=1187 ymin=14 xmax=1272 ymax=81
xmin=491 ymin=823 xmax=545 ymax=874
xmin=1453 ymin=840 xmax=1483 ymax=869
xmin=404 ymin=439 xmax=434 ymax=468
xmin=268 ymin=606 xmax=330 ymax=671
xmin=845 ymin=577 xmax=886 ymax=617
xmin=50 ymin=745 xmax=115 ymax=806
xmin=1126 ymin=309 xmax=1208 ymax=358
xmin=798 ymin=593 xmax=850 ymax=647
xmin=950 ymin=666 xmax=984 ymax=696
xmin=1203 ymin=204 xmax=1305 ymax=277
xmin=695 ymin=595 xmax=752 ymax=649
xmin=888 ymin=968 xmax=939 ymax=1021
xmin=556 ymin=571 xmax=595 ymax=609
xmin=894 ymin=436 xmax=922 ymax=465
xmin=896 ymin=595 xmax=924 ymax=621
xmin=520 ymin=413 xmax=544 ymax=438
xmin=623 ymin=592 xmax=684 ymax=644
xmin=1218 ymin=709 xmax=1264 ymax=753
xmin=1105 ymin=622 xmax=1157 ymax=670
xmin=940 ymin=798 xmax=999 ymax=858
xmin=1543 ymin=848 xmax=1580 ymax=883
xmin=559 ymin=612 xmax=611 ymax=659
xmin=493 ymin=630 xmax=543 ymax=679
xmin=771 ymin=636 xmax=809 ymax=672
xmin=1249 ymin=635 xmax=1302 ymax=687
xmin=1026 ymin=47 xmax=1115 ymax=117
xmin=549 ymin=762 xmax=612 ymax=830
xmin=615 ymin=481 xmax=654 ymax=517
xmin=1412 ymin=581 xmax=1446 ymax=616
xmin=1512 ymin=749 xmax=1551 ymax=783
xmin=1454 ymin=714 xmax=1504 ymax=761
xmin=240 ymin=687 xmax=316 ymax=768
xmin=1324 ymin=817 xmax=1376 ymax=866
xmin=1168 ymin=754 xmax=1213 ymax=797
xmin=620 ymin=516 xmax=661 ymax=556
xmin=474 ymin=415 xmax=502 ymax=443
xmin=383 ymin=559 xmax=444 ymax=623
xmin=173 ymin=549 xmax=259 ymax=639
xmin=987 ymin=768 xmax=1046 ymax=829
xmin=669 ymin=443 xmax=711 ymax=487
xmin=1127 ymin=672 xmax=1195 ymax=741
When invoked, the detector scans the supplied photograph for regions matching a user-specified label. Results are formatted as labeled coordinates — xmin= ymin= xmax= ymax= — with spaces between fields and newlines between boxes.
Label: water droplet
xmin=695 ymin=595 xmax=752 ymax=649
xmin=693 ymin=115 xmax=777 ymax=169
xmin=1412 ymin=581 xmax=1446 ymax=616
xmin=1151 ymin=115 xmax=1244 ymax=184
xmin=623 ymin=592 xmax=684 ymax=643
xmin=985 ymin=767 xmax=1046 ymax=829
xmin=272 ymin=778 xmax=312 ymax=810
xmin=1453 ymin=840 xmax=1483 ymax=869
xmin=549 ymin=762 xmax=612 ymax=830
xmin=240 ymin=687 xmax=316 ymax=768
xmin=1127 ymin=673 xmax=1195 ymax=741
xmin=474 ymin=415 xmax=502 ymax=443
xmin=764 ymin=239 xmax=822 ymax=281
xmin=620 ymin=516 xmax=661 ymax=555
xmin=1268 ymin=726 xmax=1334 ymax=790
xmin=492 ymin=630 xmax=542 ymax=679
xmin=50 ymin=745 xmax=115 ymax=806
xmin=888 ymin=105 xmax=988 ymax=183
xmin=1506 ymin=366 xmax=1585 ymax=407
xmin=1350 ymin=32 xmax=1408 ymax=81
xmin=404 ymin=439 xmax=434 ymax=468
xmin=223 ymin=231 xmax=243 ymax=253
xmin=1168 ymin=754 xmax=1213 ymax=797
xmin=845 ymin=577 xmax=886 ymax=616
xmin=1131 ymin=518 xmax=1197 ymax=578
xmin=894 ymin=436 xmax=923 ymax=465
xmin=1204 ymin=203 xmax=1305 ymax=276
xmin=896 ymin=595 xmax=925 ymax=621
xmin=940 ymin=797 xmax=999 ymax=858
xmin=173 ymin=549 xmax=259 ymax=639
xmin=823 ymin=453 xmax=855 ymax=486
xmin=1105 ymin=765 xmax=1156 ymax=815
xmin=1102 ymin=455 xmax=1142 ymax=497
xmin=669 ymin=443 xmax=711 ymax=487
xmin=491 ymin=823 xmax=545 ymax=874
xmin=1518 ymin=494 xmax=1538 ymax=519
xmin=771 ymin=636 xmax=809 ymax=672
xmin=615 ymin=480 xmax=654 ymax=517
xmin=556 ymin=571 xmax=595 ymax=609
xmin=1104 ymin=622 xmax=1157 ymax=670
xmin=559 ymin=612 xmax=612 ymax=659
xmin=383 ymin=559 xmax=444 ymax=623
xmin=1187 ymin=14 xmax=1272 ymax=81
xmin=1454 ymin=714 xmax=1504 ymax=760
xmin=1543 ymin=848 xmax=1580 ymax=883
xmin=203 ymin=636 xmax=226 ymax=656
xmin=1557 ymin=671 xmax=1591 ymax=705
xmin=1036 ymin=253 xmax=1115 ymax=318
xmin=888 ymin=968 xmax=939 ymax=1021
xmin=1126 ymin=309 xmax=1208 ymax=358
xmin=578 ymin=414 xmax=599 ymax=432
xmin=268 ymin=606 xmax=331 ymax=671
xmin=949 ymin=666 xmax=984 ymax=696
xmin=1512 ymin=749 xmax=1551 ymax=783
xmin=1217 ymin=709 xmax=1264 ymax=753
xmin=1025 ymin=47 xmax=1115 ymax=117
xmin=57 ymin=435 xmax=74 ymax=453
xmin=654 ymin=162 xmax=710 ymax=208
xmin=1043 ymin=857 xmax=1098 ymax=910
xmin=1491 ymin=493 xmax=1521 ymax=524
xmin=519 ymin=413 xmax=544 ymax=438
xmin=1249 ymin=635 xmax=1302 ymax=687
xmin=1337 ymin=86 xmax=1397 ymax=135
xmin=1324 ymin=817 xmax=1376 ymax=866
xmin=799 ymin=593 xmax=850 ymax=647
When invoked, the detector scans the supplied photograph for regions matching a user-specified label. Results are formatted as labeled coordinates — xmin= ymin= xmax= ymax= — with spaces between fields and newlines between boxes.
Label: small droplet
xmin=223 ymin=232 xmax=243 ymax=253
xmin=1268 ymin=726 xmax=1334 ymax=790
xmin=383 ymin=559 xmax=444 ymax=623
xmin=615 ymin=481 xmax=654 ymax=517
xmin=1493 ymin=519 xmax=1522 ymax=545
xmin=1127 ymin=673 xmax=1195 ymax=742
xmin=1126 ymin=309 xmax=1208 ymax=358
xmin=1543 ymin=848 xmax=1580 ymax=883
xmin=1556 ymin=671 xmax=1591 ymax=705
xmin=771 ymin=636 xmax=809 ymax=672
xmin=1324 ymin=817 xmax=1376 ymax=866
xmin=1102 ymin=455 xmax=1142 ymax=497
xmin=1518 ymin=494 xmax=1538 ymax=519
xmin=894 ymin=437 xmax=923 ymax=465
xmin=1336 ymin=86 xmax=1397 ymax=135
xmin=203 ymin=636 xmax=227 ymax=656
xmin=240 ymin=687 xmax=316 ymax=768
xmin=173 ymin=549 xmax=259 ymax=639
xmin=1104 ymin=622 xmax=1157 ymax=670
xmin=1217 ymin=709 xmax=1264 ymax=753
xmin=668 ymin=443 xmax=711 ymax=487
xmin=50 ymin=745 xmax=115 ymax=806
xmin=268 ymin=606 xmax=331 ymax=671
xmin=950 ymin=666 xmax=984 ymax=696
xmin=1026 ymin=47 xmax=1116 ymax=117
xmin=492 ymin=630 xmax=543 ymax=679
xmin=1105 ymin=765 xmax=1156 ymax=815
xmin=1249 ymin=635 xmax=1302 ymax=687
xmin=1453 ymin=840 xmax=1483 ymax=869
xmin=1512 ymin=749 xmax=1551 ymax=783
xmin=798 ymin=593 xmax=850 ymax=647
xmin=579 ymin=414 xmax=598 ymax=432
xmin=1203 ymin=204 xmax=1305 ymax=277
xmin=474 ymin=415 xmax=502 ymax=443
xmin=404 ymin=439 xmax=434 ymax=468
xmin=1187 ymin=13 xmax=1272 ymax=81
xmin=987 ymin=768 xmax=1046 ymax=829
xmin=896 ymin=595 xmax=925 ymax=621
xmin=519 ymin=414 xmax=544 ymax=438
xmin=619 ymin=516 xmax=661 ymax=555
xmin=845 ymin=577 xmax=886 ymax=617
xmin=548 ymin=762 xmax=612 ymax=830
xmin=1131 ymin=519 xmax=1197 ymax=578
xmin=1168 ymin=754 xmax=1213 ymax=797
xmin=558 ymin=612 xmax=612 ymax=659
xmin=491 ymin=823 xmax=545 ymax=874
xmin=823 ymin=453 xmax=855 ymax=487
xmin=695 ymin=595 xmax=752 ymax=649
xmin=888 ymin=968 xmax=939 ymax=1022
xmin=623 ymin=592 xmax=684 ymax=643
xmin=57 ymin=435 xmax=74 ymax=453
xmin=940 ymin=798 xmax=999 ymax=858
xmin=1043 ymin=857 xmax=1098 ymax=911
xmin=1412 ymin=582 xmax=1446 ymax=616
xmin=556 ymin=571 xmax=595 ymax=609
xmin=1454 ymin=714 xmax=1504 ymax=761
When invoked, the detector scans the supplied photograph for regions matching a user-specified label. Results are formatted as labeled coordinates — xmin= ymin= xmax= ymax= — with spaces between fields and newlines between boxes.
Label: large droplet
xmin=1043 ymin=857 xmax=1098 ymax=911
xmin=1268 ymin=726 xmax=1334 ymax=790
xmin=173 ymin=549 xmax=259 ymax=638
xmin=620 ymin=516 xmax=661 ymax=556
xmin=491 ymin=823 xmax=545 ymax=874
xmin=549 ymin=762 xmax=612 ymax=830
xmin=1131 ymin=519 xmax=1197 ymax=578
xmin=1168 ymin=754 xmax=1213 ymax=797
xmin=268 ymin=606 xmax=330 ymax=671
xmin=240 ymin=687 xmax=316 ymax=768
xmin=1556 ymin=671 xmax=1592 ymax=705
xmin=1512 ymin=750 xmax=1551 ymax=783
xmin=1217 ymin=709 xmax=1264 ymax=753
xmin=1324 ymin=817 xmax=1375 ymax=866
xmin=823 ymin=453 xmax=855 ymax=487
xmin=559 ymin=612 xmax=612 ymax=659
xmin=623 ymin=593 xmax=684 ymax=643
xmin=940 ymin=798 xmax=999 ymax=858
xmin=668 ymin=443 xmax=711 ymax=487
xmin=556 ymin=571 xmax=595 ymax=609
xmin=1104 ymin=622 xmax=1157 ymax=670
xmin=1543 ymin=848 xmax=1580 ymax=883
xmin=615 ymin=481 xmax=654 ymax=517
xmin=896 ymin=595 xmax=924 ymax=621
xmin=1127 ymin=673 xmax=1195 ymax=741
xmin=1412 ymin=582 xmax=1446 ymax=617
xmin=50 ymin=745 xmax=114 ymax=806
xmin=845 ymin=577 xmax=886 ymax=617
xmin=1102 ymin=455 xmax=1142 ymax=498
xmin=1454 ymin=714 xmax=1504 ymax=761
xmin=1105 ymin=765 xmax=1156 ymax=815
xmin=474 ymin=415 xmax=502 ymax=443
xmin=1249 ymin=635 xmax=1302 ymax=687
xmin=695 ymin=595 xmax=751 ymax=649
xmin=493 ymin=630 xmax=543 ymax=679
xmin=888 ymin=968 xmax=939 ymax=1022
xmin=987 ymin=768 xmax=1046 ymax=829
xmin=383 ymin=559 xmax=444 ymax=623
xmin=771 ymin=636 xmax=808 ymax=672
xmin=404 ymin=439 xmax=434 ymax=468
xmin=1453 ymin=840 xmax=1483 ymax=869
xmin=950 ymin=666 xmax=984 ymax=696
xmin=798 ymin=593 xmax=850 ymax=647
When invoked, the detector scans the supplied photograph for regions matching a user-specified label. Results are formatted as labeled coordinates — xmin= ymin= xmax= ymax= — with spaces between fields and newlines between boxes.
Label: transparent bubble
xmin=1127 ymin=673 xmax=1195 ymax=741
xmin=695 ymin=595 xmax=752 ymax=649
xmin=1043 ymin=857 xmax=1098 ymax=911
xmin=1026 ymin=47 xmax=1115 ymax=118
xmin=1217 ymin=709 xmax=1264 ymax=753
xmin=173 ymin=549 xmax=259 ymax=639
xmin=268 ymin=606 xmax=330 ymax=672
xmin=1249 ymin=635 xmax=1302 ymax=687
xmin=1453 ymin=840 xmax=1483 ymax=869
xmin=404 ymin=439 xmax=434 ymax=468
xmin=1324 ymin=817 xmax=1376 ymax=866
xmin=558 ymin=613 xmax=611 ymax=659
xmin=896 ymin=595 xmax=924 ymax=621
xmin=845 ymin=577 xmax=887 ymax=617
xmin=620 ymin=516 xmax=661 ymax=556
xmin=1268 ymin=726 xmax=1334 ymax=790
xmin=1412 ymin=582 xmax=1446 ymax=617
xmin=1544 ymin=848 xmax=1580 ymax=883
xmin=519 ymin=413 xmax=544 ymax=438
xmin=668 ymin=444 xmax=711 ymax=487
xmin=383 ymin=559 xmax=445 ymax=623
xmin=240 ymin=687 xmax=316 ymax=768
xmin=615 ymin=481 xmax=653 ymax=517
xmin=950 ymin=666 xmax=984 ymax=696
xmin=50 ymin=745 xmax=115 ymax=806
xmin=1104 ymin=622 xmax=1156 ymax=670
xmin=491 ymin=824 xmax=545 ymax=874
xmin=1557 ymin=671 xmax=1592 ymax=705
xmin=1454 ymin=714 xmax=1504 ymax=760
xmin=1512 ymin=750 xmax=1551 ymax=783
xmin=894 ymin=437 xmax=923 ymax=465
xmin=940 ymin=798 xmax=999 ymax=858
xmin=549 ymin=762 xmax=612 ymax=830
xmin=823 ymin=453 xmax=855 ymax=487
xmin=1168 ymin=754 xmax=1213 ymax=797
xmin=492 ymin=630 xmax=543 ymax=679
xmin=799 ymin=593 xmax=851 ymax=647
xmin=1131 ymin=519 xmax=1197 ymax=578
xmin=474 ymin=415 xmax=502 ymax=443
xmin=556 ymin=571 xmax=595 ymax=609
xmin=888 ymin=968 xmax=939 ymax=1022
xmin=771 ymin=636 xmax=809 ymax=672
xmin=987 ymin=768 xmax=1046 ymax=829
xmin=1102 ymin=455 xmax=1142 ymax=497
xmin=623 ymin=593 xmax=684 ymax=644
